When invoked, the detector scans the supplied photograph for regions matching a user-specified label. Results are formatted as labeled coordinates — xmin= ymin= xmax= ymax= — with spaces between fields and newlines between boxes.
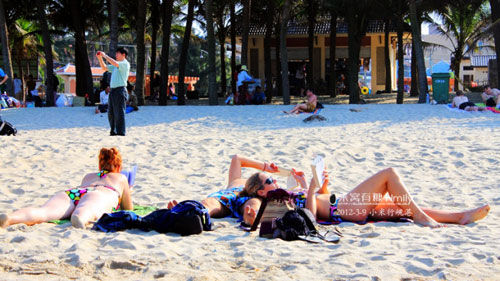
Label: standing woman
xmin=0 ymin=148 xmax=133 ymax=229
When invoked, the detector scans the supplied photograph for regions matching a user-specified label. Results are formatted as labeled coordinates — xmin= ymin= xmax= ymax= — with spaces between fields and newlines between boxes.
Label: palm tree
xmin=149 ymin=0 xmax=160 ymax=100
xmin=135 ymin=0 xmax=146 ymax=105
xmin=306 ymin=0 xmax=318 ymax=90
xmin=279 ymin=0 xmax=292 ymax=104
xmin=205 ymin=0 xmax=218 ymax=105
xmin=214 ymin=1 xmax=228 ymax=98
xmin=0 ymin=0 xmax=14 ymax=95
xmin=322 ymin=0 xmax=342 ymax=97
xmin=241 ymin=0 xmax=250 ymax=66
xmin=409 ymin=0 xmax=428 ymax=103
xmin=264 ymin=0 xmax=276 ymax=103
xmin=108 ymin=0 xmax=118 ymax=58
xmin=432 ymin=0 xmax=491 ymax=90
xmin=384 ymin=18 xmax=392 ymax=93
xmin=345 ymin=0 xmax=372 ymax=104
xmin=159 ymin=0 xmax=174 ymax=105
xmin=490 ymin=0 xmax=500 ymax=87
xmin=177 ymin=0 xmax=196 ymax=105
xmin=36 ymin=0 xmax=55 ymax=106
xmin=229 ymin=1 xmax=236 ymax=95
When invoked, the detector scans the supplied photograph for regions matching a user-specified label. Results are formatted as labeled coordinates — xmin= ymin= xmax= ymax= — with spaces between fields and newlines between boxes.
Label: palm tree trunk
xmin=328 ymin=10 xmax=337 ymax=97
xmin=490 ymin=0 xmax=500 ymax=88
xmin=177 ymin=0 xmax=195 ymax=105
xmin=70 ymin=0 xmax=93 ymax=97
xmin=275 ymin=19 xmax=282 ymax=97
xmin=451 ymin=51 xmax=462 ymax=91
xmin=206 ymin=0 xmax=218 ymax=105
xmin=230 ymin=1 xmax=236 ymax=95
xmin=307 ymin=0 xmax=316 ymax=90
xmin=396 ymin=15 xmax=404 ymax=104
xmin=217 ymin=14 xmax=227 ymax=98
xmin=384 ymin=18 xmax=392 ymax=93
xmin=264 ymin=1 xmax=274 ymax=103
xmin=410 ymin=36 xmax=419 ymax=96
xmin=409 ymin=0 xmax=427 ymax=103
xmin=149 ymin=0 xmax=159 ymax=99
xmin=135 ymin=0 xmax=146 ymax=105
xmin=0 ymin=0 xmax=14 ymax=95
xmin=159 ymin=0 xmax=174 ymax=105
xmin=37 ymin=0 xmax=55 ymax=106
xmin=241 ymin=0 xmax=251 ymax=66
xmin=346 ymin=8 xmax=367 ymax=104
xmin=108 ymin=0 xmax=118 ymax=59
xmin=280 ymin=0 xmax=292 ymax=104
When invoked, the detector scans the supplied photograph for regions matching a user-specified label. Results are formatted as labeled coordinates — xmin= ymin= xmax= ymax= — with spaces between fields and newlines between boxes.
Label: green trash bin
xmin=431 ymin=72 xmax=450 ymax=104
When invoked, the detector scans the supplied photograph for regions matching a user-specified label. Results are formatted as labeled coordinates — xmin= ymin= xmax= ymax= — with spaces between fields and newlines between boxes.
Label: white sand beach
xmin=0 ymin=104 xmax=499 ymax=280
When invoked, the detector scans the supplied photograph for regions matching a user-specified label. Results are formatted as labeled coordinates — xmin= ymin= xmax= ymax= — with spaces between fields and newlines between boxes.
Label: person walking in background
xmin=96 ymin=47 xmax=130 ymax=136
xmin=13 ymin=73 xmax=22 ymax=101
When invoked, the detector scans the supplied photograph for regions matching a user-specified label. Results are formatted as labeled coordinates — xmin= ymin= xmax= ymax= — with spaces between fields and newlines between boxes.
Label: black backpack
xmin=141 ymin=200 xmax=213 ymax=236
xmin=0 ymin=119 xmax=17 ymax=136
xmin=275 ymin=208 xmax=341 ymax=243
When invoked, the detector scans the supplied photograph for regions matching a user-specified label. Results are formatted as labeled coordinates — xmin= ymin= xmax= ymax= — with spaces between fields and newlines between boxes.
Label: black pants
xmin=486 ymin=97 xmax=497 ymax=107
xmin=108 ymin=87 xmax=127 ymax=135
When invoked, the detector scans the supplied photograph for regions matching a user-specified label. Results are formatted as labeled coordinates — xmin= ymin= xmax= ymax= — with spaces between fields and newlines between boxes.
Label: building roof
xmin=247 ymin=18 xmax=399 ymax=36
xmin=55 ymin=63 xmax=107 ymax=77
xmin=471 ymin=55 xmax=496 ymax=67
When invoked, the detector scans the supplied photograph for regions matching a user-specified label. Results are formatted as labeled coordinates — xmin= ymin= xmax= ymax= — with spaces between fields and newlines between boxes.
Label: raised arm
xmin=227 ymin=154 xmax=279 ymax=186
xmin=97 ymin=53 xmax=108 ymax=72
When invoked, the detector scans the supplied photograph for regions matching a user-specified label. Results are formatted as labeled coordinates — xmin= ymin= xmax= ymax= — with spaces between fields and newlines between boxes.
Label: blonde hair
xmin=239 ymin=173 xmax=263 ymax=198
xmin=98 ymin=147 xmax=122 ymax=172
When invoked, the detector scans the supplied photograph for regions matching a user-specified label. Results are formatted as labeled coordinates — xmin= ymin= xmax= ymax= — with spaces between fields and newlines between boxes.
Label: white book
xmin=311 ymin=155 xmax=325 ymax=189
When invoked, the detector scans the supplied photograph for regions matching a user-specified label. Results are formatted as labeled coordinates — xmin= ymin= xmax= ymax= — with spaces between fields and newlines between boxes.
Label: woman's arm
xmin=120 ymin=180 xmax=134 ymax=210
xmin=292 ymin=169 xmax=318 ymax=218
xmin=227 ymin=154 xmax=279 ymax=186
xmin=242 ymin=198 xmax=261 ymax=226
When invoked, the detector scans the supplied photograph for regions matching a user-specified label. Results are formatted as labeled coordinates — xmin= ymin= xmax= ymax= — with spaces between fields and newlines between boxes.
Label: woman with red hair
xmin=0 ymin=148 xmax=133 ymax=228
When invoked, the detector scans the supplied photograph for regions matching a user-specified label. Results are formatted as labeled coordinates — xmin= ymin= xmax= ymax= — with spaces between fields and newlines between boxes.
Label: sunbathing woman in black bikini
xmin=0 ymin=148 xmax=133 ymax=229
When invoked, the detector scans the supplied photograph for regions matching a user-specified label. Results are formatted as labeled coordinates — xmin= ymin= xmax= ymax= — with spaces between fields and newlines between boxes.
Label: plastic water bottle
xmin=426 ymin=93 xmax=430 ymax=104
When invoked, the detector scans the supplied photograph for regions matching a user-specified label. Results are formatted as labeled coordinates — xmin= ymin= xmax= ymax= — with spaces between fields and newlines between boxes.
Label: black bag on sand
xmin=0 ymin=119 xmax=17 ymax=136
xmin=274 ymin=208 xmax=342 ymax=244
xmin=141 ymin=200 xmax=213 ymax=236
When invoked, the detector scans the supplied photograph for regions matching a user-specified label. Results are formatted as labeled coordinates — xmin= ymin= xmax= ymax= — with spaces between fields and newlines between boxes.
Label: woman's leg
xmin=70 ymin=191 xmax=117 ymax=228
xmin=0 ymin=192 xmax=74 ymax=227
xmin=337 ymin=167 xmax=441 ymax=227
xmin=369 ymin=197 xmax=490 ymax=224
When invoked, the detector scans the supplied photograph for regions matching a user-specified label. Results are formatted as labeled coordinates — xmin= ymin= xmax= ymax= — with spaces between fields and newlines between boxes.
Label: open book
xmin=275 ymin=167 xmax=299 ymax=190
xmin=120 ymin=165 xmax=137 ymax=187
xmin=311 ymin=155 xmax=325 ymax=189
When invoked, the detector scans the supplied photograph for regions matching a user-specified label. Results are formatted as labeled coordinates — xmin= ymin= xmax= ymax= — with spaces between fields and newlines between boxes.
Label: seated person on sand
xmin=284 ymin=89 xmax=317 ymax=114
xmin=96 ymin=85 xmax=110 ymax=113
xmin=292 ymin=167 xmax=490 ymax=228
xmin=482 ymin=85 xmax=500 ymax=108
xmin=126 ymin=84 xmax=139 ymax=111
xmin=0 ymin=148 xmax=133 ymax=229
xmin=452 ymin=90 xmax=485 ymax=111
xmin=167 ymin=155 xmax=286 ymax=226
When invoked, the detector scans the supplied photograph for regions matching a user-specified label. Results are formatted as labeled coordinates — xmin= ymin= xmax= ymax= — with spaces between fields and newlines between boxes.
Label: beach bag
xmin=141 ymin=200 xmax=212 ymax=236
xmin=244 ymin=189 xmax=296 ymax=237
xmin=0 ymin=119 xmax=17 ymax=136
xmin=274 ymin=208 xmax=342 ymax=244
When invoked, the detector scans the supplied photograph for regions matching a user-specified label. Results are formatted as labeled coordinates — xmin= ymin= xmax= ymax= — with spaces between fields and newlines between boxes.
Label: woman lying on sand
xmin=0 ymin=148 xmax=133 ymax=229
xmin=293 ymin=168 xmax=490 ymax=228
xmin=167 ymin=155 xmax=284 ymax=225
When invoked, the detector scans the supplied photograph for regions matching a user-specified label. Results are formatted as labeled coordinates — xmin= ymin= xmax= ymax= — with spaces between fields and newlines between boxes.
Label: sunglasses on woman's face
xmin=264 ymin=177 xmax=274 ymax=185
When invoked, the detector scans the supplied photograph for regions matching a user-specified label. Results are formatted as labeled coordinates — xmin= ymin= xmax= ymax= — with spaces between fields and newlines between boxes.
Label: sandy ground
xmin=0 ymin=103 xmax=499 ymax=280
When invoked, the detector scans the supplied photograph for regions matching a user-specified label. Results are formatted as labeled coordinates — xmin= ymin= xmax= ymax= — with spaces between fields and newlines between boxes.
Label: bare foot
xmin=413 ymin=213 xmax=443 ymax=228
xmin=0 ymin=213 xmax=9 ymax=228
xmin=459 ymin=205 xmax=490 ymax=225
xmin=167 ymin=200 xmax=178 ymax=209
xmin=71 ymin=215 xmax=86 ymax=229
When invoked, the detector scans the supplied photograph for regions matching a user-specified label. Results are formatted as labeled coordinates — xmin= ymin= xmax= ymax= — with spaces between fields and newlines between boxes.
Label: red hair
xmin=98 ymin=147 xmax=122 ymax=172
